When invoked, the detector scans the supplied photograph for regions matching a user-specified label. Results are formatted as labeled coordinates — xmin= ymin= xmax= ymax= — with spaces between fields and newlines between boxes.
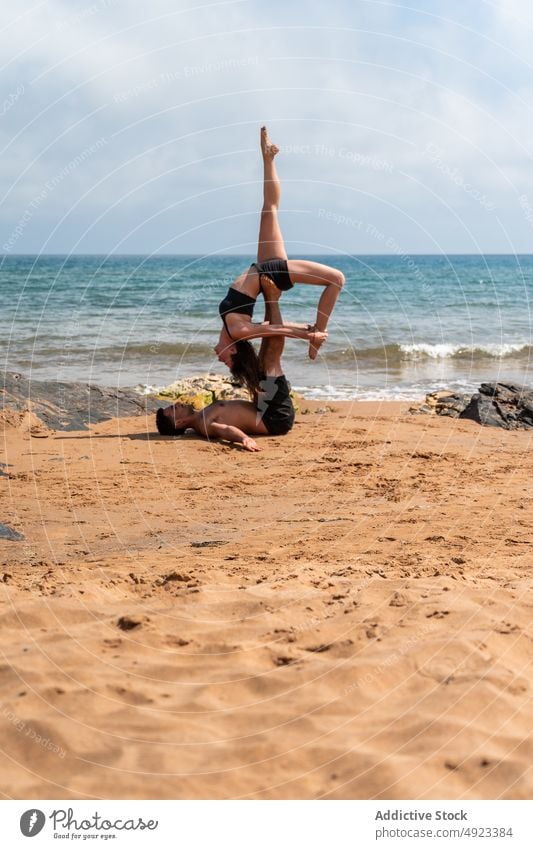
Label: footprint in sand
xmin=416 ymin=640 xmax=493 ymax=684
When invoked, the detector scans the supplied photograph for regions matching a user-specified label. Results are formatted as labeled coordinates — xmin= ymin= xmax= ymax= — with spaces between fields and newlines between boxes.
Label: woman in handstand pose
xmin=214 ymin=126 xmax=345 ymax=394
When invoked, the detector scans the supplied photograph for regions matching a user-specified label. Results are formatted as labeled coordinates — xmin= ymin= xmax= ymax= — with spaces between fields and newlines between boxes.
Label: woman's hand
xmin=308 ymin=328 xmax=328 ymax=360
xmin=307 ymin=328 xmax=328 ymax=343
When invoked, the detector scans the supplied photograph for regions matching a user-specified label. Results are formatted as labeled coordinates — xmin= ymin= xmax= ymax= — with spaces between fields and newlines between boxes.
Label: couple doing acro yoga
xmin=156 ymin=127 xmax=345 ymax=452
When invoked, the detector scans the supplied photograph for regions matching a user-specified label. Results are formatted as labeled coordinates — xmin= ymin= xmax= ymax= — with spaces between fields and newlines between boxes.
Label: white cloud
xmin=1 ymin=0 xmax=533 ymax=253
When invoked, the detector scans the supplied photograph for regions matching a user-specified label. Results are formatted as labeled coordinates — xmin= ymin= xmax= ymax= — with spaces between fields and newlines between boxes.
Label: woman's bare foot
xmin=308 ymin=328 xmax=327 ymax=360
xmin=259 ymin=275 xmax=281 ymax=303
xmin=261 ymin=125 xmax=279 ymax=160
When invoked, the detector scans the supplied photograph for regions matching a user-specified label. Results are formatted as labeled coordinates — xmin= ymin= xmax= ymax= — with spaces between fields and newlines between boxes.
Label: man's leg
xmin=259 ymin=277 xmax=284 ymax=377
xmin=255 ymin=280 xmax=293 ymax=433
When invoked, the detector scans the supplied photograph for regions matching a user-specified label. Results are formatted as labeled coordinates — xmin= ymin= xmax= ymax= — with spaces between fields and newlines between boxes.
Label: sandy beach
xmin=1 ymin=398 xmax=532 ymax=800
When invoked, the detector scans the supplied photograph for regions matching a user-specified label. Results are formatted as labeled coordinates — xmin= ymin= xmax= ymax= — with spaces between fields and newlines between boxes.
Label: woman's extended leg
xmin=256 ymin=126 xmax=288 ymax=263
xmin=256 ymin=127 xmax=344 ymax=359
xmin=287 ymin=259 xmax=345 ymax=358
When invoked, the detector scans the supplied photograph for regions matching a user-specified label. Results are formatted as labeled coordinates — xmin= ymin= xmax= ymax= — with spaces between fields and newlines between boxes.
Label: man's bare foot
xmin=308 ymin=328 xmax=327 ymax=360
xmin=260 ymin=125 xmax=279 ymax=160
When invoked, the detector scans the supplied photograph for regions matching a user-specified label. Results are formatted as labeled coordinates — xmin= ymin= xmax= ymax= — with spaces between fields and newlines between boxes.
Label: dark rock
xmin=1 ymin=371 xmax=160 ymax=431
xmin=520 ymin=392 xmax=533 ymax=413
xmin=459 ymin=395 xmax=510 ymax=428
xmin=478 ymin=382 xmax=525 ymax=398
xmin=161 ymin=571 xmax=190 ymax=583
xmin=274 ymin=655 xmax=298 ymax=666
xmin=444 ymin=394 xmax=472 ymax=414
xmin=190 ymin=540 xmax=226 ymax=548
xmin=117 ymin=616 xmax=142 ymax=631
xmin=0 ymin=523 xmax=25 ymax=541
xmin=459 ymin=382 xmax=533 ymax=429
xmin=410 ymin=392 xmax=470 ymax=418
xmin=412 ymin=382 xmax=533 ymax=430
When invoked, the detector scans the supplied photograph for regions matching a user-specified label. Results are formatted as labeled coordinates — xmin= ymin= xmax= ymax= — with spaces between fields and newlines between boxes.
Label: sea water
xmin=1 ymin=253 xmax=532 ymax=400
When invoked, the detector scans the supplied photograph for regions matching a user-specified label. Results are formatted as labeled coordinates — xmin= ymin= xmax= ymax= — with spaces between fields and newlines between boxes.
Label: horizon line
xmin=3 ymin=252 xmax=533 ymax=258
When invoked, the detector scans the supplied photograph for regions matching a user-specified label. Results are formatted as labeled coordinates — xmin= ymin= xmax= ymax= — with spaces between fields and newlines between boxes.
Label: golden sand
xmin=1 ymin=401 xmax=532 ymax=799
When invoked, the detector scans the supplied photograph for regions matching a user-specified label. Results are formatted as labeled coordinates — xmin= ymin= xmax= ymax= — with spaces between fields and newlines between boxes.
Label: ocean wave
xmin=325 ymin=342 xmax=533 ymax=364
xmin=139 ymin=379 xmax=470 ymax=403
xmin=7 ymin=341 xmax=214 ymax=359
xmin=399 ymin=342 xmax=532 ymax=360
xmin=293 ymin=384 xmax=434 ymax=401
xmin=109 ymin=341 xmax=213 ymax=358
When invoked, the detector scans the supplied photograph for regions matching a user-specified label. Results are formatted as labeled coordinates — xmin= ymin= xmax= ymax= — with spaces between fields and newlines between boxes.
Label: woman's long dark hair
xmin=230 ymin=340 xmax=263 ymax=401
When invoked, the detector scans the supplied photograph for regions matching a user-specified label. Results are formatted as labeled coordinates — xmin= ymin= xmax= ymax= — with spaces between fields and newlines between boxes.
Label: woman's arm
xmin=228 ymin=318 xmax=326 ymax=343
xmin=258 ymin=320 xmax=310 ymax=331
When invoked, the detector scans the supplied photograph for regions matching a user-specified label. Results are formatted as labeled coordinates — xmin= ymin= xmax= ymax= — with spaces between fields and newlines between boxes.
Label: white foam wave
xmin=400 ymin=342 xmax=531 ymax=359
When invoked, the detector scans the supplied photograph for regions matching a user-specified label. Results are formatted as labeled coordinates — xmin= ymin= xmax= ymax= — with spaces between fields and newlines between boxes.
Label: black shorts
xmin=256 ymin=374 xmax=295 ymax=435
xmin=251 ymin=257 xmax=293 ymax=292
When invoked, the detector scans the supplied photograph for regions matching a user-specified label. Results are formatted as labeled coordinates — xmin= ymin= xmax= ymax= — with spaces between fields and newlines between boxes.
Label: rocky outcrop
xmin=0 ymin=523 xmax=24 ymax=541
xmin=0 ymin=371 xmax=263 ymax=432
xmin=411 ymin=390 xmax=471 ymax=418
xmin=1 ymin=372 xmax=161 ymax=432
xmin=461 ymin=382 xmax=533 ymax=429
xmin=158 ymin=374 xmax=300 ymax=411
xmin=157 ymin=373 xmax=249 ymax=407
xmin=411 ymin=382 xmax=533 ymax=430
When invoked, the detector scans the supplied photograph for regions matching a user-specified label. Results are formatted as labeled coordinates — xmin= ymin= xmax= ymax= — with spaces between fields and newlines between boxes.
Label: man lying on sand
xmin=155 ymin=280 xmax=300 ymax=452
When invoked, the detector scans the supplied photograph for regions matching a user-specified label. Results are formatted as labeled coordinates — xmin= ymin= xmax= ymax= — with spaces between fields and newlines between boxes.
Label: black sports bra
xmin=218 ymin=287 xmax=256 ymax=337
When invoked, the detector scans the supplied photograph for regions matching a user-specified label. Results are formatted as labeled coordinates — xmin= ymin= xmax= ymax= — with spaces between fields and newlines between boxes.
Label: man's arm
xmin=203 ymin=421 xmax=261 ymax=452
xmin=191 ymin=403 xmax=263 ymax=452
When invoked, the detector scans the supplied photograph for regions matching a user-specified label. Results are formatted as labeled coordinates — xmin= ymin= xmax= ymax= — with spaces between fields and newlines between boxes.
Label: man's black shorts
xmin=256 ymin=374 xmax=295 ymax=435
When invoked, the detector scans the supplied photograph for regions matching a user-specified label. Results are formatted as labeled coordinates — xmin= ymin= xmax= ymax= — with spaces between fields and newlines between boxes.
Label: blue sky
xmin=1 ymin=0 xmax=533 ymax=254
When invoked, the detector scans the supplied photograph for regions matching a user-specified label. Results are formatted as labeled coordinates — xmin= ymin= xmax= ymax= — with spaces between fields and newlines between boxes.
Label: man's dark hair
xmin=156 ymin=407 xmax=186 ymax=436
xmin=230 ymin=340 xmax=263 ymax=400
